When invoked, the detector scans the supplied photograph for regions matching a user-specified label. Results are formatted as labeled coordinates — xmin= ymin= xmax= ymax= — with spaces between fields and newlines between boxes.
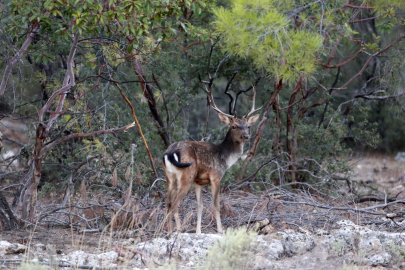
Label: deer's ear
xmin=247 ymin=114 xmax=260 ymax=126
xmin=218 ymin=113 xmax=232 ymax=126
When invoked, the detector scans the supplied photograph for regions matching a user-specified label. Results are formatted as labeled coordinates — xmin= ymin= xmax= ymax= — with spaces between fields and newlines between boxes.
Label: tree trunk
xmin=286 ymin=79 xmax=302 ymax=182
xmin=272 ymin=94 xmax=282 ymax=153
xmin=132 ymin=60 xmax=170 ymax=147
xmin=0 ymin=190 xmax=18 ymax=230
xmin=20 ymin=123 xmax=46 ymax=222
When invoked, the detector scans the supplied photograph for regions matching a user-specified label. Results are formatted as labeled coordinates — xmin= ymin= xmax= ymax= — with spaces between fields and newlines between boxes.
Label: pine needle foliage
xmin=213 ymin=0 xmax=323 ymax=84
xmin=365 ymin=0 xmax=405 ymax=8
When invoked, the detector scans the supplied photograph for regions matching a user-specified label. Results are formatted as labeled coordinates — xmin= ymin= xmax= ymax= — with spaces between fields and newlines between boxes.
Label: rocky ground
xmin=1 ymin=219 xmax=405 ymax=269
xmin=1 ymin=154 xmax=405 ymax=269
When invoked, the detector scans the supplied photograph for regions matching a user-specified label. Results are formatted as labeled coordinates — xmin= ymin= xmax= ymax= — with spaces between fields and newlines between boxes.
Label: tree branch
xmin=112 ymin=82 xmax=157 ymax=176
xmin=41 ymin=123 xmax=135 ymax=155
xmin=0 ymin=26 xmax=39 ymax=97
xmin=39 ymin=32 xmax=79 ymax=124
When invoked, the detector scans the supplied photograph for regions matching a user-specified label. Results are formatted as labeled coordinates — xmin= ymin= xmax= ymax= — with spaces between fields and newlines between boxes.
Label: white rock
xmin=130 ymin=233 xmax=221 ymax=263
xmin=0 ymin=241 xmax=11 ymax=254
xmin=329 ymin=219 xmax=405 ymax=266
xmin=62 ymin=250 xmax=92 ymax=266
xmin=97 ymin=251 xmax=119 ymax=266
xmin=254 ymin=255 xmax=274 ymax=269
xmin=62 ymin=250 xmax=118 ymax=267
xmin=33 ymin=243 xmax=46 ymax=252
xmin=368 ymin=253 xmax=391 ymax=266
xmin=122 ymin=238 xmax=136 ymax=246
xmin=256 ymin=236 xmax=284 ymax=259
xmin=57 ymin=221 xmax=405 ymax=268
xmin=395 ymin=152 xmax=405 ymax=162
xmin=279 ymin=231 xmax=316 ymax=256
xmin=5 ymin=243 xmax=26 ymax=254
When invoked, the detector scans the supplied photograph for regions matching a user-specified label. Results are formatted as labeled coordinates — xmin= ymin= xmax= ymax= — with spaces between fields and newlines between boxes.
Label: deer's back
xmin=164 ymin=141 xmax=227 ymax=183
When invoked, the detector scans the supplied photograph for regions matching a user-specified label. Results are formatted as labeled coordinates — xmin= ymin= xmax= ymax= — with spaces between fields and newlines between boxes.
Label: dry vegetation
xmin=1 ymin=153 xmax=405 ymax=269
xmin=2 ymin=153 xmax=405 ymax=240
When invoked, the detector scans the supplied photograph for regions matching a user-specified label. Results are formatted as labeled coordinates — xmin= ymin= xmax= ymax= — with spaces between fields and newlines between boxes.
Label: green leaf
xmin=127 ymin=43 xmax=134 ymax=53
xmin=180 ymin=22 xmax=187 ymax=32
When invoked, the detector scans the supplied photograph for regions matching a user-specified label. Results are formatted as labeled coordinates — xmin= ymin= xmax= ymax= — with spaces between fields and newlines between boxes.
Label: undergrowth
xmin=159 ymin=227 xmax=258 ymax=270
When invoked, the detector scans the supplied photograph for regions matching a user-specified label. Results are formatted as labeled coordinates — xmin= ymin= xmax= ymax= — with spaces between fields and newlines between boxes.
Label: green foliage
xmin=342 ymin=263 xmax=359 ymax=270
xmin=365 ymin=0 xmax=405 ymax=8
xmin=1 ymin=0 xmax=405 ymax=200
xmin=354 ymin=100 xmax=405 ymax=152
xmin=330 ymin=238 xmax=345 ymax=256
xmin=199 ymin=227 xmax=257 ymax=270
xmin=365 ymin=34 xmax=381 ymax=53
xmin=213 ymin=0 xmax=323 ymax=84
xmin=153 ymin=227 xmax=258 ymax=270
xmin=0 ymin=0 xmax=216 ymax=194
xmin=17 ymin=261 xmax=47 ymax=270
xmin=387 ymin=240 xmax=405 ymax=263
xmin=9 ymin=0 xmax=211 ymax=41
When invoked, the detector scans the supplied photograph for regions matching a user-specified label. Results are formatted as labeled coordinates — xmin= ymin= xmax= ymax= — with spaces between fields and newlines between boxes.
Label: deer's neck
xmin=218 ymin=130 xmax=244 ymax=169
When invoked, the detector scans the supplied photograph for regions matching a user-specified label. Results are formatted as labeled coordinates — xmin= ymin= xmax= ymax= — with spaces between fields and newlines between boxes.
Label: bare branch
xmin=112 ymin=82 xmax=157 ymax=176
xmin=354 ymin=92 xmax=405 ymax=100
xmin=40 ymin=32 xmax=80 ymax=125
xmin=224 ymin=72 xmax=237 ymax=115
xmin=41 ymin=123 xmax=135 ymax=154
xmin=0 ymin=26 xmax=39 ymax=97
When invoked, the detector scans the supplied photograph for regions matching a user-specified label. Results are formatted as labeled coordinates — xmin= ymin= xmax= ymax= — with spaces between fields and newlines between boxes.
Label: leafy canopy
xmin=213 ymin=0 xmax=323 ymax=84
xmin=9 ymin=0 xmax=210 ymax=44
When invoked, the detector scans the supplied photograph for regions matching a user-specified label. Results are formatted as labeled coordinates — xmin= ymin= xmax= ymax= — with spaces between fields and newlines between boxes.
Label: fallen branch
xmin=114 ymin=243 xmax=126 ymax=257
xmin=280 ymin=200 xmax=405 ymax=217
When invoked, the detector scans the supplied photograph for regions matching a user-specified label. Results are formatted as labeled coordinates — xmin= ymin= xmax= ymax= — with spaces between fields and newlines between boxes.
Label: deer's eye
xmin=232 ymin=126 xmax=236 ymax=129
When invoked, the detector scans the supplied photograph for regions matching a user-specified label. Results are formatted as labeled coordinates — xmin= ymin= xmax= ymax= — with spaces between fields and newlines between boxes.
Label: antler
xmin=199 ymin=74 xmax=235 ymax=119
xmin=243 ymin=86 xmax=262 ymax=119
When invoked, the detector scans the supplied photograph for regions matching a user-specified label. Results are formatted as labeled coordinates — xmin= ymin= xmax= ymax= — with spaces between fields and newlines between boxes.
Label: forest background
xmin=1 ymin=0 xmax=405 ymax=230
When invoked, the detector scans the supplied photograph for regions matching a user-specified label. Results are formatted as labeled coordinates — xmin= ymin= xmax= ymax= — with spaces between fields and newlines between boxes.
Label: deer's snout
xmin=242 ymin=134 xmax=250 ymax=140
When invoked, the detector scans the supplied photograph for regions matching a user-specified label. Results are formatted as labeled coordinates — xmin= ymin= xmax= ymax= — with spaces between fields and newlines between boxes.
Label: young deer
xmin=163 ymin=87 xmax=261 ymax=233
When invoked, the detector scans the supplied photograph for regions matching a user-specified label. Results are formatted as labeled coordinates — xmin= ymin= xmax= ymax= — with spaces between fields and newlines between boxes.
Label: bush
xmin=199 ymin=227 xmax=257 ymax=270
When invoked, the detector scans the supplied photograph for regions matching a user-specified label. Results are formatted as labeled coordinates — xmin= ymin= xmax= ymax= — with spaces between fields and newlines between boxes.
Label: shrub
xmin=199 ymin=227 xmax=257 ymax=270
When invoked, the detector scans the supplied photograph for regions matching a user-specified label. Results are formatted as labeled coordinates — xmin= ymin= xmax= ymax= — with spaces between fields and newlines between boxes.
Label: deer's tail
xmin=163 ymin=151 xmax=192 ymax=168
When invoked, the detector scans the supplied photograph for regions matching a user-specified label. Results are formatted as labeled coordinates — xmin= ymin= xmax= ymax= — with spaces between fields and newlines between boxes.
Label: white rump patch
xmin=173 ymin=153 xmax=179 ymax=162
xmin=164 ymin=155 xmax=180 ymax=174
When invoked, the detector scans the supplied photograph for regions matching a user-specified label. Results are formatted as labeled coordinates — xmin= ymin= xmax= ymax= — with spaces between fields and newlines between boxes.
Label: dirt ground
xmin=350 ymin=153 xmax=405 ymax=195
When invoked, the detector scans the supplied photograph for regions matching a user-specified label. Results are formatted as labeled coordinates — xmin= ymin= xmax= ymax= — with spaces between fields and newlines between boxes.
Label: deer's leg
xmin=194 ymin=184 xmax=203 ymax=234
xmin=171 ymin=177 xmax=193 ymax=232
xmin=165 ymin=175 xmax=177 ymax=233
xmin=211 ymin=180 xmax=223 ymax=233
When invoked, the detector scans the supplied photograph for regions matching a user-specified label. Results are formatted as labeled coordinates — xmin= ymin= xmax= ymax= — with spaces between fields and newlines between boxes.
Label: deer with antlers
xmin=163 ymin=77 xmax=261 ymax=233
